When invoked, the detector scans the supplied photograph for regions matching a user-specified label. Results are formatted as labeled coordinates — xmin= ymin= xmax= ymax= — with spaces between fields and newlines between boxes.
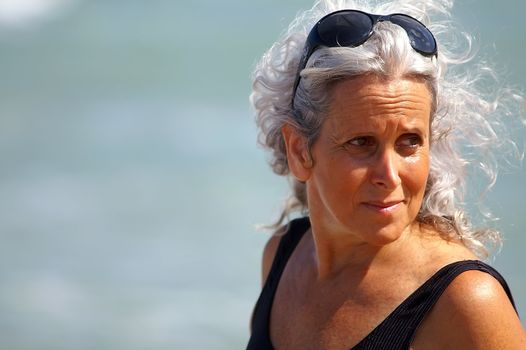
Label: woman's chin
xmin=347 ymin=221 xmax=412 ymax=247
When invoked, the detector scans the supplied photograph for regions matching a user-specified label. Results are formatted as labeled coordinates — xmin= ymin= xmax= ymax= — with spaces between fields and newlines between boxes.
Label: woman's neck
xmin=308 ymin=220 xmax=422 ymax=280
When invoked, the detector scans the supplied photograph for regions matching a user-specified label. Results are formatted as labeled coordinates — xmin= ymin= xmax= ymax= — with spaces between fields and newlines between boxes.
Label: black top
xmin=247 ymin=217 xmax=517 ymax=350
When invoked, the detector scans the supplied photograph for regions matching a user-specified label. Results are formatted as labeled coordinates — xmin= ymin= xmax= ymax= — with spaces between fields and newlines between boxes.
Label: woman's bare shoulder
xmin=416 ymin=268 xmax=526 ymax=349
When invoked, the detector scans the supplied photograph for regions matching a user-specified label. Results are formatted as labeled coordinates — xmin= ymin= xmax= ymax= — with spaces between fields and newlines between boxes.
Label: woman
xmin=247 ymin=0 xmax=526 ymax=349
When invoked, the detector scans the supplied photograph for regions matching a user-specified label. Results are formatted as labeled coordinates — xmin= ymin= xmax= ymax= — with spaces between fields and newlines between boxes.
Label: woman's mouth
xmin=362 ymin=201 xmax=404 ymax=215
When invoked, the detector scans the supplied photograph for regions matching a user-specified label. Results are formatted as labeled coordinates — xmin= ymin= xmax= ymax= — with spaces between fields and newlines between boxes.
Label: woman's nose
xmin=370 ymin=148 xmax=402 ymax=190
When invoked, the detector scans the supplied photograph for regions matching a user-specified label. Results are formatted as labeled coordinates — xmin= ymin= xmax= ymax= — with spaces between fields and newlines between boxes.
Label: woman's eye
xmin=398 ymin=134 xmax=422 ymax=148
xmin=347 ymin=136 xmax=374 ymax=147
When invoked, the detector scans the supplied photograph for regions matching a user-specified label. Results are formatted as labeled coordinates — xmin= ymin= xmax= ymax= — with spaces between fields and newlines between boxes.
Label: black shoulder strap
xmin=355 ymin=260 xmax=516 ymax=349
xmin=247 ymin=217 xmax=310 ymax=350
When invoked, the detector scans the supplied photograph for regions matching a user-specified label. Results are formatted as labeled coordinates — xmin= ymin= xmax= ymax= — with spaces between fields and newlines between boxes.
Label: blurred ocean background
xmin=0 ymin=0 xmax=525 ymax=349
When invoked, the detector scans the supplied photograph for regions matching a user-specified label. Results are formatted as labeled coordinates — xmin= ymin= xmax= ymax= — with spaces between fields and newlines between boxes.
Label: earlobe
xmin=281 ymin=124 xmax=313 ymax=182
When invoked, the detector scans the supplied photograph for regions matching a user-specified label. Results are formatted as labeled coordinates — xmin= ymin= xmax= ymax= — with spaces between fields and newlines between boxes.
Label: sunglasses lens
xmin=390 ymin=14 xmax=436 ymax=55
xmin=317 ymin=11 xmax=373 ymax=47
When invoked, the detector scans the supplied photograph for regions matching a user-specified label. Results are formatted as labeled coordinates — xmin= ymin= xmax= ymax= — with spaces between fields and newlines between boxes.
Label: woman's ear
xmin=282 ymin=124 xmax=313 ymax=182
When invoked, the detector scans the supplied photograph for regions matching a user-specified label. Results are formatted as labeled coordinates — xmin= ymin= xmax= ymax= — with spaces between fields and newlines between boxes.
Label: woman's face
xmin=306 ymin=75 xmax=431 ymax=246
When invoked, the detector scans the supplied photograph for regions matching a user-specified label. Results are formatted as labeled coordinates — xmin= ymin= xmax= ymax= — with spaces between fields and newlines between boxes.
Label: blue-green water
xmin=1 ymin=0 xmax=525 ymax=349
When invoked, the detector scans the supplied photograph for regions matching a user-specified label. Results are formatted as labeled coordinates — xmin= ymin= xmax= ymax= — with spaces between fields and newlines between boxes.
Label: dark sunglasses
xmin=291 ymin=10 xmax=438 ymax=107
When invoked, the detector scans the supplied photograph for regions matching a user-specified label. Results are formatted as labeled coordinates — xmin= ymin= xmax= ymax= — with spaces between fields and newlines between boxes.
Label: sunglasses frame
xmin=291 ymin=10 xmax=438 ymax=107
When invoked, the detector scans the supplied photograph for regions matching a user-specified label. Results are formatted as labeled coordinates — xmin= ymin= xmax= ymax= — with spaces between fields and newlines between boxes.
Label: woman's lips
xmin=362 ymin=201 xmax=404 ymax=214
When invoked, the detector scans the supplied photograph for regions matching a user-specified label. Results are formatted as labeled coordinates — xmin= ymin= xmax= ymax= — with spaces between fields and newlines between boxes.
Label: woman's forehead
xmin=326 ymin=76 xmax=432 ymax=123
xmin=329 ymin=75 xmax=431 ymax=100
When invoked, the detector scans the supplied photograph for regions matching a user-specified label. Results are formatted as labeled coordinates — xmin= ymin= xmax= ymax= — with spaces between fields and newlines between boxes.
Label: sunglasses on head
xmin=291 ymin=9 xmax=438 ymax=107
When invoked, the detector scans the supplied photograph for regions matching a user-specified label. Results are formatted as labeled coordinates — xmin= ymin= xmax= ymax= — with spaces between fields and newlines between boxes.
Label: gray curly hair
xmin=250 ymin=0 xmax=524 ymax=258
